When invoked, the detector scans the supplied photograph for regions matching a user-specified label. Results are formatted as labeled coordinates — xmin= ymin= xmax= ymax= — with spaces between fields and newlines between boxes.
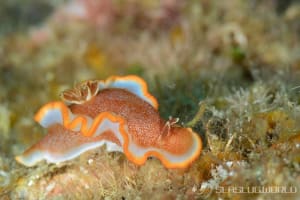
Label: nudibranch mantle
xmin=16 ymin=75 xmax=202 ymax=169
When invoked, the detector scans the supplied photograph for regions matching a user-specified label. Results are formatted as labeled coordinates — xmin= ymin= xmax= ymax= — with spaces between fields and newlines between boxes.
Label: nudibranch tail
xmin=16 ymin=124 xmax=123 ymax=167
xmin=16 ymin=75 xmax=202 ymax=169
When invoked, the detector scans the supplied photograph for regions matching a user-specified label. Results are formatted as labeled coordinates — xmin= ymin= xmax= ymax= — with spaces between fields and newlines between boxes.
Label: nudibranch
xmin=16 ymin=75 xmax=202 ymax=169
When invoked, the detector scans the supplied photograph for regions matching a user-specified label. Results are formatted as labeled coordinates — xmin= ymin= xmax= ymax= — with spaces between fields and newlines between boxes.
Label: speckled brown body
xmin=70 ymin=88 xmax=194 ymax=155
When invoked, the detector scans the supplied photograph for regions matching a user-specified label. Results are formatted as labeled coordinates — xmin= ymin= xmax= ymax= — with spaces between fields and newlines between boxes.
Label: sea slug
xmin=16 ymin=75 xmax=202 ymax=169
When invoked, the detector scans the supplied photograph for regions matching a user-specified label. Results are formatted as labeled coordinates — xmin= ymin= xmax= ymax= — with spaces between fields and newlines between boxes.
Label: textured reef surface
xmin=0 ymin=0 xmax=300 ymax=199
